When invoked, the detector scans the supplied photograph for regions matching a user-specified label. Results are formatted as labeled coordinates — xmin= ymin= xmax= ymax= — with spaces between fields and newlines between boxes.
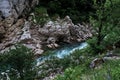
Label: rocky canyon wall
xmin=0 ymin=0 xmax=93 ymax=56
xmin=0 ymin=0 xmax=39 ymax=18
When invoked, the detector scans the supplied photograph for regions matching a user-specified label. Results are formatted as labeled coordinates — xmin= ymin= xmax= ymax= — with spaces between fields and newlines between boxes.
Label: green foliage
xmin=54 ymin=60 xmax=120 ymax=80
xmin=54 ymin=67 xmax=83 ymax=80
xmin=0 ymin=45 xmax=36 ymax=80
xmin=54 ymin=59 xmax=90 ymax=80
xmin=37 ymin=0 xmax=95 ymax=23
xmin=88 ymin=0 xmax=120 ymax=55
xmin=33 ymin=7 xmax=50 ymax=26
xmin=87 ymin=37 xmax=106 ymax=54
xmin=36 ymin=47 xmax=93 ymax=79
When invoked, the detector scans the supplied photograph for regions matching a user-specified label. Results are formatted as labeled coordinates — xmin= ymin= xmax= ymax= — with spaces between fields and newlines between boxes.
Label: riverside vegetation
xmin=0 ymin=0 xmax=120 ymax=80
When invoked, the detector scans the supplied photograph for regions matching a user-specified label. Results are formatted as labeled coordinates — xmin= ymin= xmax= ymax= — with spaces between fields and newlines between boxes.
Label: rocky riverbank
xmin=0 ymin=16 xmax=93 ymax=55
xmin=0 ymin=0 xmax=93 ymax=56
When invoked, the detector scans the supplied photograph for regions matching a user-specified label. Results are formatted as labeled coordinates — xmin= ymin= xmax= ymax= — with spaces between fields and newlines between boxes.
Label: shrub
xmin=0 ymin=44 xmax=36 ymax=80
xmin=33 ymin=7 xmax=50 ymax=26
xmin=88 ymin=0 xmax=120 ymax=55
xmin=54 ymin=60 xmax=120 ymax=80
xmin=36 ymin=47 xmax=92 ymax=79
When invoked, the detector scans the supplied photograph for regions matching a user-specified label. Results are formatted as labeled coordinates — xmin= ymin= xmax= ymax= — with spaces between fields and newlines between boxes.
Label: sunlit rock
xmin=20 ymin=21 xmax=31 ymax=40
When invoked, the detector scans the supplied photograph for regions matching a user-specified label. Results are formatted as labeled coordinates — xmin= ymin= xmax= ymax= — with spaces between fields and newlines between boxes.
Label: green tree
xmin=88 ymin=0 xmax=120 ymax=54
xmin=36 ymin=0 xmax=95 ymax=23
xmin=0 ymin=45 xmax=36 ymax=80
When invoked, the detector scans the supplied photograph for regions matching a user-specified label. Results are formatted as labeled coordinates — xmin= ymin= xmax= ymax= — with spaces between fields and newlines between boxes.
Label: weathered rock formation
xmin=39 ymin=16 xmax=93 ymax=48
xmin=0 ymin=0 xmax=39 ymax=19
xmin=0 ymin=0 xmax=94 ymax=56
xmin=0 ymin=19 xmax=43 ymax=56
xmin=0 ymin=15 xmax=93 ymax=55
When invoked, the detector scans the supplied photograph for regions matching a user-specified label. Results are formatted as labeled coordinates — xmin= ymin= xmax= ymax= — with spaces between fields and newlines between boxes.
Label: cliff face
xmin=0 ymin=0 xmax=93 ymax=55
xmin=0 ymin=0 xmax=39 ymax=18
